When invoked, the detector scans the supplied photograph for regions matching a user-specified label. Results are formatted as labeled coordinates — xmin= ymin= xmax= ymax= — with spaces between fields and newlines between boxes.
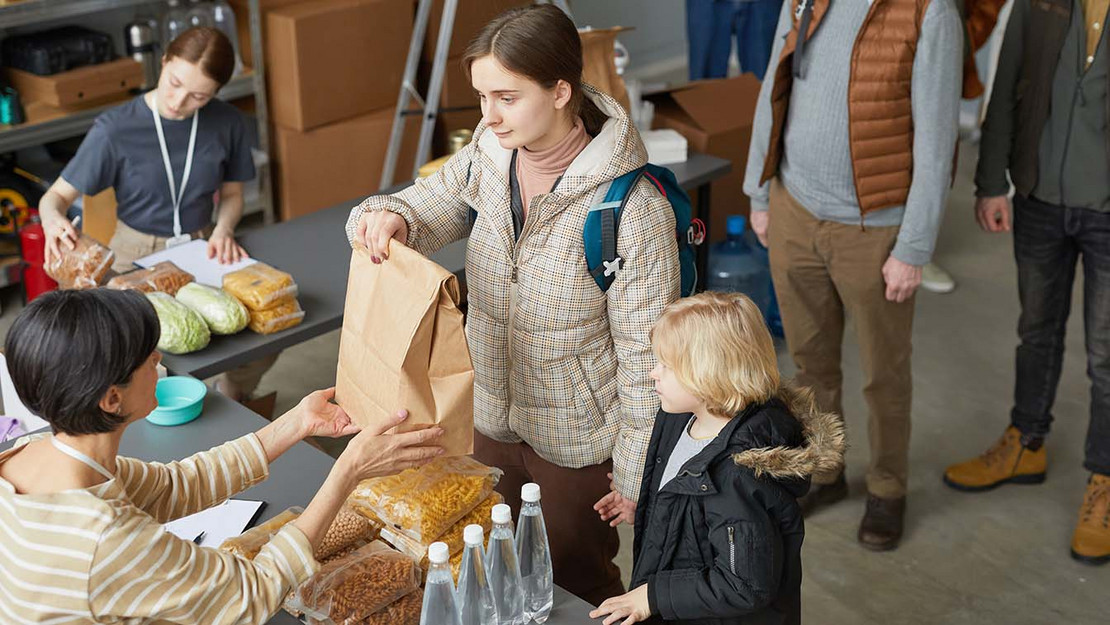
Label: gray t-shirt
xmin=658 ymin=416 xmax=716 ymax=491
xmin=62 ymin=95 xmax=256 ymax=237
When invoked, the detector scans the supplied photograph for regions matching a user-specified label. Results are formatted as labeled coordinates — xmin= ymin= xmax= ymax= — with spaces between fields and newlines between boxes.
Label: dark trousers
xmin=473 ymin=432 xmax=625 ymax=607
xmin=685 ymin=0 xmax=783 ymax=81
xmin=1012 ymin=195 xmax=1110 ymax=475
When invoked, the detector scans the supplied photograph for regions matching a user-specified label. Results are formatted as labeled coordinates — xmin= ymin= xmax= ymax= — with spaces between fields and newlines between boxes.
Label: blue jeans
xmin=686 ymin=0 xmax=784 ymax=81
xmin=1012 ymin=195 xmax=1110 ymax=475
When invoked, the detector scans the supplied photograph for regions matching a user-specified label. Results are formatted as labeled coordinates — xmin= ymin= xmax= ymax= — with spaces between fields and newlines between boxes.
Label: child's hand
xmin=593 ymin=472 xmax=636 ymax=527
xmin=589 ymin=584 xmax=651 ymax=624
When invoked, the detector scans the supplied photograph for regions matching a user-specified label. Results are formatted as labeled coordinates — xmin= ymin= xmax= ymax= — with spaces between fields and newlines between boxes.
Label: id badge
xmin=166 ymin=233 xmax=192 ymax=248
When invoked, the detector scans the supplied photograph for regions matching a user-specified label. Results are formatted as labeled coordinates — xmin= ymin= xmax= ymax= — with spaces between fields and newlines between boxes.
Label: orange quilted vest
xmin=760 ymin=0 xmax=932 ymax=215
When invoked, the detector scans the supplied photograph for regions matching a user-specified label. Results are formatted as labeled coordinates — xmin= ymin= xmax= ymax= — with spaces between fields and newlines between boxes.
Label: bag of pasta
xmin=348 ymin=456 xmax=502 ymax=542
xmin=290 ymin=541 xmax=421 ymax=625
xmin=219 ymin=507 xmax=302 ymax=560
xmin=107 ymin=261 xmax=194 ymax=295
xmin=223 ymin=262 xmax=298 ymax=311
xmin=379 ymin=491 xmax=502 ymax=567
xmin=248 ymin=297 xmax=305 ymax=334
xmin=316 ymin=504 xmax=382 ymax=561
xmin=361 ymin=588 xmax=423 ymax=625
xmin=46 ymin=234 xmax=114 ymax=288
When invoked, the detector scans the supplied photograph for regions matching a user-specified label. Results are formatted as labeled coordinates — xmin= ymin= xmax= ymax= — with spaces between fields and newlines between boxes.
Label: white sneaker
xmin=921 ymin=262 xmax=956 ymax=294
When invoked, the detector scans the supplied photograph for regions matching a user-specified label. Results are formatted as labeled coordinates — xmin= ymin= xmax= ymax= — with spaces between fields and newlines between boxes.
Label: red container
xmin=19 ymin=222 xmax=57 ymax=301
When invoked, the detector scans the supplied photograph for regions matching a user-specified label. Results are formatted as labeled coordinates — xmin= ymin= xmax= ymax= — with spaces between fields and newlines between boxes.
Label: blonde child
xmin=592 ymin=292 xmax=845 ymax=624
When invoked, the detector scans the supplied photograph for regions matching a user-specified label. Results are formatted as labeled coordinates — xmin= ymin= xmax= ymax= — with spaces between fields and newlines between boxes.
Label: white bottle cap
xmin=463 ymin=524 xmax=484 ymax=546
xmin=492 ymin=503 xmax=512 ymax=524
xmin=521 ymin=483 xmax=541 ymax=503
xmin=428 ymin=542 xmax=450 ymax=564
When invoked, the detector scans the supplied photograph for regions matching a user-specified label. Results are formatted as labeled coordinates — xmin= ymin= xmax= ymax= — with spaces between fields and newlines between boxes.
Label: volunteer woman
xmin=38 ymin=27 xmax=266 ymax=403
xmin=0 ymin=288 xmax=444 ymax=624
xmin=347 ymin=5 xmax=679 ymax=604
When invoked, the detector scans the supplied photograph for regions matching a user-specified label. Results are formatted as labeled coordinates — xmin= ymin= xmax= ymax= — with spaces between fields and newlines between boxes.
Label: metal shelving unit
xmin=0 ymin=0 xmax=276 ymax=223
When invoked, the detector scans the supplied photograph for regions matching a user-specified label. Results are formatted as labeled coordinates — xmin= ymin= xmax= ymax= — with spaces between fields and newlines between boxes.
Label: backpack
xmin=584 ymin=164 xmax=702 ymax=297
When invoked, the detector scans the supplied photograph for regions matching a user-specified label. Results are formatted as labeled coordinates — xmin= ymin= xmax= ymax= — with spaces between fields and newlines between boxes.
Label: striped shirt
xmin=0 ymin=433 xmax=318 ymax=624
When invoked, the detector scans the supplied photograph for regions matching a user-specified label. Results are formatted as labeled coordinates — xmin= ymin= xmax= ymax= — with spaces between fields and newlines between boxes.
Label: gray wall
xmin=572 ymin=0 xmax=688 ymax=75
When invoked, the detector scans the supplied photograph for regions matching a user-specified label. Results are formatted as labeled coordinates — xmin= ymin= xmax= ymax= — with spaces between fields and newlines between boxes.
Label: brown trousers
xmin=474 ymin=432 xmax=624 ymax=607
xmin=768 ymin=178 xmax=915 ymax=499
xmin=110 ymin=221 xmax=277 ymax=396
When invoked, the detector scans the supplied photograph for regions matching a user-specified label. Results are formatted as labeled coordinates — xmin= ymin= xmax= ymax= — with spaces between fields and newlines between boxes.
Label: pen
xmin=193 ymin=531 xmax=205 ymax=545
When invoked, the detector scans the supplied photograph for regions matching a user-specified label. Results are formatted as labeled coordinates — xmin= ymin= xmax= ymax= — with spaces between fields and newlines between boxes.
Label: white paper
xmin=135 ymin=239 xmax=257 ymax=287
xmin=164 ymin=499 xmax=265 ymax=547
xmin=0 ymin=353 xmax=49 ymax=436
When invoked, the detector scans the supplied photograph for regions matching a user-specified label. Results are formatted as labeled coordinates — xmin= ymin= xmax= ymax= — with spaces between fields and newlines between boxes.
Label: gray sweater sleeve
xmin=974 ymin=0 xmax=1026 ymax=197
xmin=892 ymin=0 xmax=963 ymax=266
xmin=742 ymin=0 xmax=796 ymax=212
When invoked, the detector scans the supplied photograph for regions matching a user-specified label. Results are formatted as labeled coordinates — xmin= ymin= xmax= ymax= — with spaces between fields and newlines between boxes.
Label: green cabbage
xmin=175 ymin=283 xmax=250 ymax=335
xmin=147 ymin=292 xmax=211 ymax=354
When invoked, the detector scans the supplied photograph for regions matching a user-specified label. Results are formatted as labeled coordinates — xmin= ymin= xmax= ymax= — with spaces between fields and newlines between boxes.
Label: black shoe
xmin=798 ymin=472 xmax=848 ymax=517
xmin=857 ymin=494 xmax=906 ymax=552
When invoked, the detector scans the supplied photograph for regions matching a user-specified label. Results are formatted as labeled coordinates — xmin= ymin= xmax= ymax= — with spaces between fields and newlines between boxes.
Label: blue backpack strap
xmin=586 ymin=167 xmax=645 ymax=291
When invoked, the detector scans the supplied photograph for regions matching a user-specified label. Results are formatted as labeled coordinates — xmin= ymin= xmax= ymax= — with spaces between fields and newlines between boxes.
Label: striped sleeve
xmin=345 ymin=140 xmax=478 ymax=255
xmin=88 ymin=507 xmax=317 ymax=624
xmin=113 ymin=434 xmax=270 ymax=524
xmin=608 ymin=185 xmax=680 ymax=501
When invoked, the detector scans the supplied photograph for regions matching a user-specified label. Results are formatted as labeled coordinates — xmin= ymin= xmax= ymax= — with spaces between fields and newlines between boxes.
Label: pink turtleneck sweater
xmin=516 ymin=118 xmax=590 ymax=217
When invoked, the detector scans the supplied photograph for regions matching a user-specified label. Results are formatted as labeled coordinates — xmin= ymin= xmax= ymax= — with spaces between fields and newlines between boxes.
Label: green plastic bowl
xmin=147 ymin=376 xmax=207 ymax=426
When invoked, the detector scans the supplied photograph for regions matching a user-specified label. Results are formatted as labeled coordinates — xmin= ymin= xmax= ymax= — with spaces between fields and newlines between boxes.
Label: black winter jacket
xmin=629 ymin=385 xmax=846 ymax=625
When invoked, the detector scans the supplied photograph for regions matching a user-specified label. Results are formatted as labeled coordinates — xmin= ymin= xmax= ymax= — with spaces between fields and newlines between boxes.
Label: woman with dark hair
xmin=0 ymin=289 xmax=443 ymax=624
xmin=347 ymin=4 xmax=679 ymax=604
xmin=36 ymin=27 xmax=269 ymax=403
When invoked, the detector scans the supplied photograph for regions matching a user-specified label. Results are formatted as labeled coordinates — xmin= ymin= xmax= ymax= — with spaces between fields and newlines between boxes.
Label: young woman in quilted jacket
xmin=345 ymin=4 xmax=680 ymax=604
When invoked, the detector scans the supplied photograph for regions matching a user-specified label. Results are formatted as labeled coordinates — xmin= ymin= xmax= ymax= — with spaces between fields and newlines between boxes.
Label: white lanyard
xmin=151 ymin=94 xmax=199 ymax=245
xmin=51 ymin=437 xmax=115 ymax=481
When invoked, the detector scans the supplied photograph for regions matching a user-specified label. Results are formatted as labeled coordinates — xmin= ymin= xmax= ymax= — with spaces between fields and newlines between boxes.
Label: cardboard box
xmin=5 ymin=59 xmax=143 ymax=108
xmin=422 ymin=0 xmax=529 ymax=63
xmin=272 ymin=107 xmax=420 ymax=220
xmin=228 ymin=0 xmax=309 ymax=69
xmin=266 ymin=0 xmax=412 ymax=131
xmin=648 ymin=74 xmax=760 ymax=243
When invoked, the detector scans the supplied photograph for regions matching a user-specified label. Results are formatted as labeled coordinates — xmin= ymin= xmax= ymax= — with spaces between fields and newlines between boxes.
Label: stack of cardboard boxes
xmin=232 ymin=0 xmax=526 ymax=221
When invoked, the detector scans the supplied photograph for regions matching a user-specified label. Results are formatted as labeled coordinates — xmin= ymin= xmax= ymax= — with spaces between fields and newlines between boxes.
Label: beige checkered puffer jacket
xmin=346 ymin=86 xmax=679 ymax=499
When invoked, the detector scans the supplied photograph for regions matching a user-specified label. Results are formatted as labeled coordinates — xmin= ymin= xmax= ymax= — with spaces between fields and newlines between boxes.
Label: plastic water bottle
xmin=457 ymin=525 xmax=498 ymax=625
xmin=706 ymin=215 xmax=772 ymax=320
xmin=420 ymin=542 xmax=463 ymax=625
xmin=515 ymin=484 xmax=553 ymax=624
xmin=210 ymin=0 xmax=244 ymax=75
xmin=163 ymin=0 xmax=189 ymax=46
xmin=486 ymin=504 xmax=525 ymax=625
xmin=742 ymin=227 xmax=784 ymax=338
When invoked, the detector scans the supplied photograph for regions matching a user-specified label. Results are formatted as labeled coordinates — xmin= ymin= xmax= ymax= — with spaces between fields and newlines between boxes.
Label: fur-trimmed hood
xmin=730 ymin=383 xmax=847 ymax=483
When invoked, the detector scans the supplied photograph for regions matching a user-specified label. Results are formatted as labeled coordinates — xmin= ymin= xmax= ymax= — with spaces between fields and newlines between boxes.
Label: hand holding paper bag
xmin=335 ymin=241 xmax=474 ymax=456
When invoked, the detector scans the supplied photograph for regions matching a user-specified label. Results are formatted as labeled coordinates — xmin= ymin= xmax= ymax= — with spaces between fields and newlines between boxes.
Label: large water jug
xmin=210 ymin=0 xmax=244 ymax=75
xmin=742 ymin=227 xmax=784 ymax=337
xmin=706 ymin=215 xmax=772 ymax=319
xmin=162 ymin=0 xmax=189 ymax=46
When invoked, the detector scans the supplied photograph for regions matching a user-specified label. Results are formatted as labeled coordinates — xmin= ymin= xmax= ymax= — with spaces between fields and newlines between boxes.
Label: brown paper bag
xmin=580 ymin=26 xmax=632 ymax=112
xmin=335 ymin=242 xmax=474 ymax=456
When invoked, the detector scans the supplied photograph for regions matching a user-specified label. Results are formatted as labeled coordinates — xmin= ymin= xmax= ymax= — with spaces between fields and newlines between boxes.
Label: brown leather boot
xmin=858 ymin=494 xmax=905 ymax=551
xmin=943 ymin=426 xmax=1047 ymax=492
xmin=1071 ymin=473 xmax=1110 ymax=565
xmin=798 ymin=471 xmax=848 ymax=517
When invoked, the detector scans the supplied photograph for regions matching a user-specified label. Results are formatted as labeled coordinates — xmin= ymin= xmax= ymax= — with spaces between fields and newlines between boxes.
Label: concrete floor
xmin=2 ymin=138 xmax=1107 ymax=622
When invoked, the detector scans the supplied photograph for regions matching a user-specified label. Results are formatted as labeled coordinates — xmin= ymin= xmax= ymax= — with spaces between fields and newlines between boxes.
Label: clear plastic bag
xmin=175 ymin=283 xmax=250 ymax=335
xmin=348 ymin=456 xmax=503 ymax=542
xmin=379 ymin=491 xmax=502 ymax=566
xmin=223 ymin=262 xmax=298 ymax=311
xmin=147 ymin=292 xmax=210 ymax=354
xmin=46 ymin=234 xmax=114 ymax=289
xmin=360 ymin=588 xmax=423 ymax=625
xmin=107 ymin=261 xmax=195 ymax=295
xmin=290 ymin=541 xmax=421 ymax=625
xmin=316 ymin=505 xmax=382 ymax=561
xmin=247 ymin=297 xmax=305 ymax=334
xmin=219 ymin=507 xmax=302 ymax=560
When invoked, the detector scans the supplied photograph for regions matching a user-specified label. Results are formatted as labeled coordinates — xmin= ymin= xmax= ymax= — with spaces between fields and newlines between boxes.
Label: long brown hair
xmin=164 ymin=27 xmax=235 ymax=87
xmin=462 ymin=4 xmax=609 ymax=136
